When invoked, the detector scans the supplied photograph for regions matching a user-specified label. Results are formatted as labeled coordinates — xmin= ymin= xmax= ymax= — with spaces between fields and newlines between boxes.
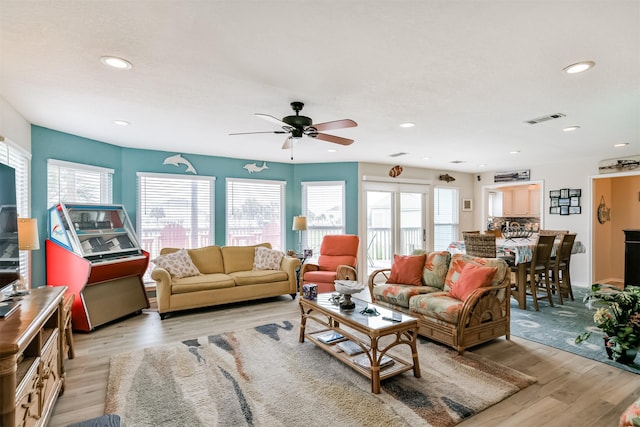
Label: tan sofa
xmin=368 ymin=252 xmax=511 ymax=354
xmin=151 ymin=244 xmax=300 ymax=319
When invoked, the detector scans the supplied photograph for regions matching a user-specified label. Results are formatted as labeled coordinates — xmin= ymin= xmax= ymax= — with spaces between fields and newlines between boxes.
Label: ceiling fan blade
xmin=255 ymin=113 xmax=292 ymax=129
xmin=312 ymin=133 xmax=354 ymax=146
xmin=282 ymin=137 xmax=293 ymax=150
xmin=229 ymin=131 xmax=287 ymax=135
xmin=310 ymin=119 xmax=357 ymax=132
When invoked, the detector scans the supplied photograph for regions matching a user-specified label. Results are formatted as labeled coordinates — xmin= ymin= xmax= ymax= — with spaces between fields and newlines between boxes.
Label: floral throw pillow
xmin=253 ymin=247 xmax=284 ymax=270
xmin=152 ymin=249 xmax=201 ymax=279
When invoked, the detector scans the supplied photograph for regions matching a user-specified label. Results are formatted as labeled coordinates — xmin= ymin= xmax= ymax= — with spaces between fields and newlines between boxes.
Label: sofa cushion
xmin=171 ymin=273 xmax=235 ymax=294
xmin=253 ymin=247 xmax=284 ymax=270
xmin=410 ymin=292 xmax=464 ymax=324
xmin=449 ymin=263 xmax=498 ymax=301
xmin=152 ymin=249 xmax=201 ymax=279
xmin=221 ymin=243 xmax=271 ymax=273
xmin=444 ymin=254 xmax=508 ymax=292
xmin=423 ymin=251 xmax=452 ymax=289
xmin=388 ymin=254 xmax=427 ymax=286
xmin=373 ymin=284 xmax=442 ymax=308
xmin=303 ymin=270 xmax=338 ymax=285
xmin=229 ymin=270 xmax=289 ymax=286
xmin=187 ymin=246 xmax=224 ymax=274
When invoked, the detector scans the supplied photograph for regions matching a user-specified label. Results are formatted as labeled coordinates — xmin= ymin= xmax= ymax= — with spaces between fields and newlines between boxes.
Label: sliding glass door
xmin=363 ymin=182 xmax=428 ymax=275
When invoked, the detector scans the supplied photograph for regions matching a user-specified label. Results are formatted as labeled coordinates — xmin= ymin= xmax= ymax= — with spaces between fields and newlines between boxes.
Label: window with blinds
xmin=433 ymin=187 xmax=459 ymax=251
xmin=226 ymin=178 xmax=285 ymax=250
xmin=0 ymin=139 xmax=31 ymax=284
xmin=47 ymin=159 xmax=113 ymax=207
xmin=138 ymin=173 xmax=215 ymax=280
xmin=301 ymin=181 xmax=345 ymax=253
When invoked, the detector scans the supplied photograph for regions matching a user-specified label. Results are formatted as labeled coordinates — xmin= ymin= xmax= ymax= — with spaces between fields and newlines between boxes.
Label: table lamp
xmin=292 ymin=215 xmax=307 ymax=254
xmin=17 ymin=218 xmax=39 ymax=290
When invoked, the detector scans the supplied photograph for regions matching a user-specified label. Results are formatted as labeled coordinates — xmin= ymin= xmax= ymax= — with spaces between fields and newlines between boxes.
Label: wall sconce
xmin=292 ymin=215 xmax=307 ymax=254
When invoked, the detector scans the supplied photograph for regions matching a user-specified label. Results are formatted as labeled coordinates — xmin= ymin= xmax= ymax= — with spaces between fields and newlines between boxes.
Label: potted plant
xmin=575 ymin=284 xmax=640 ymax=364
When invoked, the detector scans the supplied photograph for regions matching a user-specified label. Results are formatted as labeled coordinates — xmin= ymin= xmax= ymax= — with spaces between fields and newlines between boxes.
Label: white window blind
xmin=433 ymin=187 xmax=459 ymax=251
xmin=138 ymin=173 xmax=215 ymax=281
xmin=47 ymin=159 xmax=113 ymax=207
xmin=0 ymin=140 xmax=31 ymax=285
xmin=226 ymin=178 xmax=285 ymax=250
xmin=301 ymin=181 xmax=345 ymax=253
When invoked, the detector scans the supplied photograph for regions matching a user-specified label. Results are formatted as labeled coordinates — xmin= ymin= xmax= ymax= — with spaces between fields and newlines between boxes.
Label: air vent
xmin=450 ymin=160 xmax=465 ymax=164
xmin=525 ymin=113 xmax=566 ymax=125
xmin=389 ymin=152 xmax=408 ymax=158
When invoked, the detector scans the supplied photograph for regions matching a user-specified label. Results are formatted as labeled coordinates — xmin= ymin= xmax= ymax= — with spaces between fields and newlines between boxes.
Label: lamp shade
xmin=292 ymin=216 xmax=307 ymax=231
xmin=18 ymin=218 xmax=40 ymax=250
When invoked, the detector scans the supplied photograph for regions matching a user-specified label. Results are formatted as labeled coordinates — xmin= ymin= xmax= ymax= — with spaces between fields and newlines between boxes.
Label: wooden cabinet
xmin=500 ymin=187 xmax=541 ymax=217
xmin=0 ymin=286 xmax=66 ymax=427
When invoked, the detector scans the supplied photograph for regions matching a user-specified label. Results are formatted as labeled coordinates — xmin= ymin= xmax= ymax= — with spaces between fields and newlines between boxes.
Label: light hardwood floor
xmin=50 ymin=296 xmax=640 ymax=427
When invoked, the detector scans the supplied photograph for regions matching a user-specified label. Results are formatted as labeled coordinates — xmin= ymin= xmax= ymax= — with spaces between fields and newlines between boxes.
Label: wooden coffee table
xmin=299 ymin=292 xmax=421 ymax=393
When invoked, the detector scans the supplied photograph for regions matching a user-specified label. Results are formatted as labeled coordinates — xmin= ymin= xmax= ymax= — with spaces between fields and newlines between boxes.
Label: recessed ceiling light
xmin=100 ymin=56 xmax=133 ymax=70
xmin=614 ymin=142 xmax=629 ymax=148
xmin=400 ymin=122 xmax=415 ymax=128
xmin=327 ymin=149 xmax=337 ymax=152
xmin=563 ymin=61 xmax=595 ymax=74
xmin=479 ymin=164 xmax=486 ymax=168
xmin=113 ymin=120 xmax=129 ymax=126
xmin=563 ymin=126 xmax=580 ymax=132
xmin=422 ymin=157 xmax=430 ymax=160
xmin=509 ymin=150 xmax=520 ymax=154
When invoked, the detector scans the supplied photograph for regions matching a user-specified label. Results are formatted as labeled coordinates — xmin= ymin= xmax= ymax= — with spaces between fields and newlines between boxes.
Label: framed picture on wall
xmin=560 ymin=206 xmax=570 ymax=215
xmin=570 ymin=196 xmax=580 ymax=206
xmin=550 ymin=198 xmax=559 ymax=207
xmin=560 ymin=188 xmax=570 ymax=198
xmin=550 ymin=206 xmax=560 ymax=214
xmin=569 ymin=206 xmax=581 ymax=214
xmin=569 ymin=189 xmax=581 ymax=197
xmin=559 ymin=198 xmax=571 ymax=206
xmin=462 ymin=198 xmax=472 ymax=211
xmin=550 ymin=190 xmax=561 ymax=198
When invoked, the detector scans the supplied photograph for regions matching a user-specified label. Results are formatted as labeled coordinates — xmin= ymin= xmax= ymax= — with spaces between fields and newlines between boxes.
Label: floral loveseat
xmin=368 ymin=252 xmax=511 ymax=354
xmin=151 ymin=243 xmax=300 ymax=319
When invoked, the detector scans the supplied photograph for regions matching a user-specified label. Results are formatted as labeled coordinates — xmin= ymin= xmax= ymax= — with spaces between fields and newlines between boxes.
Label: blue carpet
xmin=509 ymin=286 xmax=640 ymax=374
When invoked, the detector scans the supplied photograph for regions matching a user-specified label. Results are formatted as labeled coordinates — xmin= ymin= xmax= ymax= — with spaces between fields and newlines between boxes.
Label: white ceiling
xmin=1 ymin=1 xmax=638 ymax=173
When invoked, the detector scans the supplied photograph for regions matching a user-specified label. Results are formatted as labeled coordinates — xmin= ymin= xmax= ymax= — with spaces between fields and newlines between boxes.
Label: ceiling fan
xmin=230 ymin=102 xmax=357 ymax=157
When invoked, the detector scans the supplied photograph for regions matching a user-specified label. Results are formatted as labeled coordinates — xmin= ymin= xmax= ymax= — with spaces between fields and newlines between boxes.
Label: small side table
xmin=295 ymin=254 xmax=308 ymax=291
xmin=63 ymin=293 xmax=75 ymax=359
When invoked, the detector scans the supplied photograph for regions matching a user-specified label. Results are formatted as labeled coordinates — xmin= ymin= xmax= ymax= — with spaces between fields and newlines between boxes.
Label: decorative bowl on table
xmin=502 ymin=226 xmax=533 ymax=240
xmin=334 ymin=280 xmax=365 ymax=311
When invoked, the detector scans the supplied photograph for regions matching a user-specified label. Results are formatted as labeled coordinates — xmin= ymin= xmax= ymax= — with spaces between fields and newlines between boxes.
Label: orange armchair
xmin=300 ymin=234 xmax=360 ymax=294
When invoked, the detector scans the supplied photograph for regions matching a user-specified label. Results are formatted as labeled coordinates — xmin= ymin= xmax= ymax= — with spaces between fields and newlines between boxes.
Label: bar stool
xmin=549 ymin=233 xmax=577 ymax=304
xmin=523 ymin=234 xmax=555 ymax=311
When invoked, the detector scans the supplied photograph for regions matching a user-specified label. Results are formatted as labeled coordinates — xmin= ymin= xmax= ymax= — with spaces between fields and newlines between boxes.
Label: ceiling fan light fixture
xmin=563 ymin=61 xmax=595 ymax=74
xmin=100 ymin=56 xmax=133 ymax=70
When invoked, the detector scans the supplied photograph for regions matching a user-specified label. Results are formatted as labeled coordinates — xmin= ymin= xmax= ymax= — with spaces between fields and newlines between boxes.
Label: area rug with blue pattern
xmin=106 ymin=320 xmax=535 ymax=427
xmin=510 ymin=285 xmax=640 ymax=374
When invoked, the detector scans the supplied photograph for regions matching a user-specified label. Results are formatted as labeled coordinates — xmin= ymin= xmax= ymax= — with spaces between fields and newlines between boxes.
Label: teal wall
xmin=31 ymin=125 xmax=359 ymax=286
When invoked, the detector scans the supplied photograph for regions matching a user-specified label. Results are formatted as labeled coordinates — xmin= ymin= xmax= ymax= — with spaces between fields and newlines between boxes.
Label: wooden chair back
xmin=539 ymin=229 xmax=569 ymax=237
xmin=555 ymin=233 xmax=577 ymax=267
xmin=531 ymin=234 xmax=555 ymax=270
xmin=463 ymin=233 xmax=497 ymax=258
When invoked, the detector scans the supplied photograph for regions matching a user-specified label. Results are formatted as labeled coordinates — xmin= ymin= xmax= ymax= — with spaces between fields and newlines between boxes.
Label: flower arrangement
xmin=575 ymin=284 xmax=640 ymax=363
